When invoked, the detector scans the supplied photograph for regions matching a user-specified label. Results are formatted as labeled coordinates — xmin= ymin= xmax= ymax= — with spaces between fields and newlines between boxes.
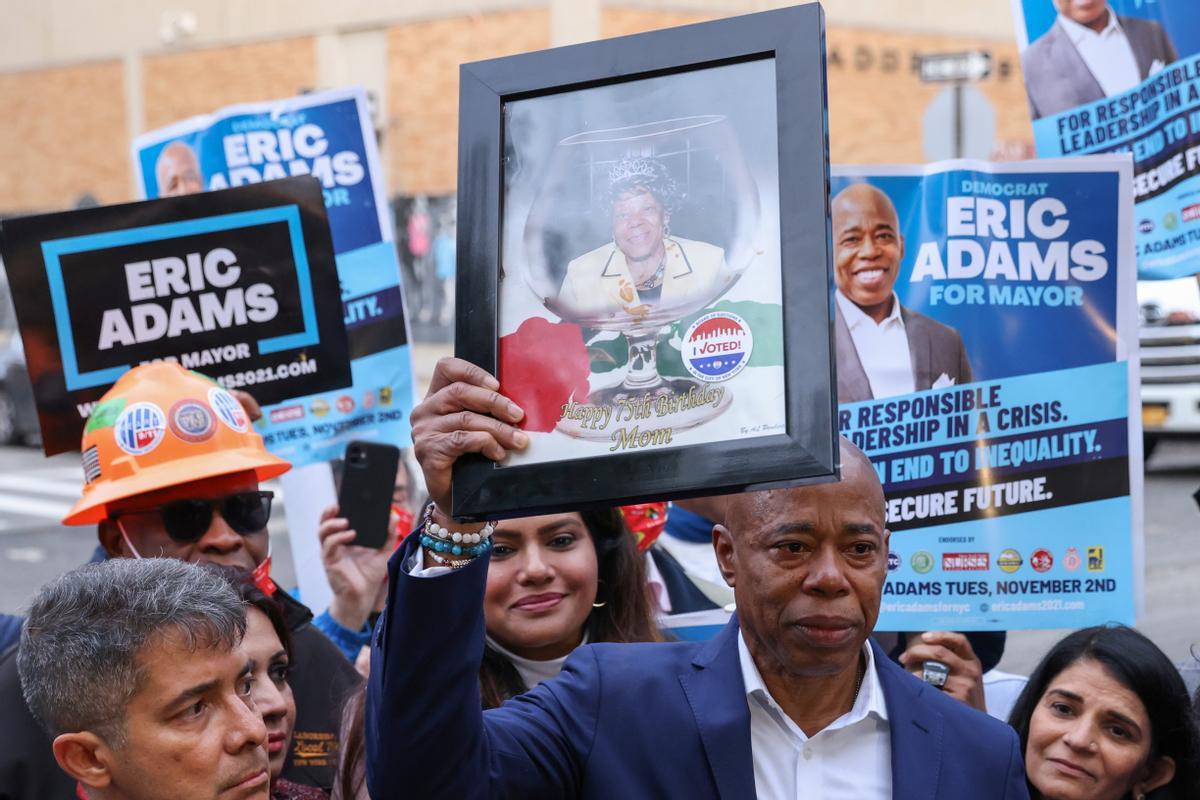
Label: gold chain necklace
xmin=851 ymin=653 xmax=866 ymax=705
xmin=635 ymin=253 xmax=667 ymax=291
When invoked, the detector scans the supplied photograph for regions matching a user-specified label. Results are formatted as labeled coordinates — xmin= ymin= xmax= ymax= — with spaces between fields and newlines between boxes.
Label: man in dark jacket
xmin=0 ymin=364 xmax=359 ymax=799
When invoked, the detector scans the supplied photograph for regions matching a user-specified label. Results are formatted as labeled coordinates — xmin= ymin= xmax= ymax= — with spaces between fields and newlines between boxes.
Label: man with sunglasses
xmin=0 ymin=363 xmax=361 ymax=800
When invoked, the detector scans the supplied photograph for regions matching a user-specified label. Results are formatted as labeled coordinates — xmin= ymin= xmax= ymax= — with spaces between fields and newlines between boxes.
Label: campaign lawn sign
xmin=0 ymin=177 xmax=349 ymax=455
xmin=1012 ymin=0 xmax=1200 ymax=279
xmin=832 ymin=156 xmax=1141 ymax=630
xmin=133 ymin=86 xmax=414 ymax=466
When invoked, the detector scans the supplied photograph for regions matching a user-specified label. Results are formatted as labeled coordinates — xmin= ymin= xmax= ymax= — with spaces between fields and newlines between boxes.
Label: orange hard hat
xmin=62 ymin=362 xmax=291 ymax=525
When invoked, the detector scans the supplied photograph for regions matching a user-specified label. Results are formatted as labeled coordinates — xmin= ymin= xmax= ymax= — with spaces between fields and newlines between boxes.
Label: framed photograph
xmin=453 ymin=3 xmax=837 ymax=519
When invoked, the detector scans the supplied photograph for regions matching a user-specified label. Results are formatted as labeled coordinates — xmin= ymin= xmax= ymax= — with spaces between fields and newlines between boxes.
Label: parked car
xmin=0 ymin=267 xmax=40 ymax=446
xmin=0 ymin=330 xmax=40 ymax=446
xmin=1138 ymin=276 xmax=1200 ymax=459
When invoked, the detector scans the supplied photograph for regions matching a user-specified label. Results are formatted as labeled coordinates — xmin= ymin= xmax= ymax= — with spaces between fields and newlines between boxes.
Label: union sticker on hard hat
xmin=113 ymin=402 xmax=167 ymax=456
xmin=682 ymin=312 xmax=754 ymax=382
xmin=208 ymin=387 xmax=248 ymax=432
xmin=169 ymin=399 xmax=216 ymax=443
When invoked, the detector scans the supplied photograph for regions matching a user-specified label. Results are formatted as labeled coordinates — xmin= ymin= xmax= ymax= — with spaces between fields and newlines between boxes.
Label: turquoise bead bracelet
xmin=419 ymin=532 xmax=493 ymax=558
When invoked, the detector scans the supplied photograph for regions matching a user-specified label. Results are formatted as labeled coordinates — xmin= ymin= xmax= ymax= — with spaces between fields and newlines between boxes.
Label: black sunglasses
xmin=125 ymin=491 xmax=274 ymax=543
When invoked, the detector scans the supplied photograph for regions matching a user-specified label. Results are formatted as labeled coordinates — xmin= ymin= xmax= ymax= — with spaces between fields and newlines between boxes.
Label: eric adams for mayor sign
xmin=0 ymin=177 xmax=350 ymax=454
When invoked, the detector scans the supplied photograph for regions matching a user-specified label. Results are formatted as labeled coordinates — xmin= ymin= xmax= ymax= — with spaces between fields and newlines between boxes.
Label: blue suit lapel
xmin=873 ymin=639 xmax=944 ymax=800
xmin=678 ymin=618 xmax=755 ymax=799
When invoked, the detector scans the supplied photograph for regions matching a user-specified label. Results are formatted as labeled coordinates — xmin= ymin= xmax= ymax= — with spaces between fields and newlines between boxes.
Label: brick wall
xmin=601 ymin=7 xmax=1032 ymax=167
xmin=386 ymin=9 xmax=550 ymax=195
xmin=0 ymin=7 xmax=1033 ymax=211
xmin=825 ymin=26 xmax=1032 ymax=164
xmin=142 ymin=37 xmax=317 ymax=131
xmin=0 ymin=61 xmax=128 ymax=212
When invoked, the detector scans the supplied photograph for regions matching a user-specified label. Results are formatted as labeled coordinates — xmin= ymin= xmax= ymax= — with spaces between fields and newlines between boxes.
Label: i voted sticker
xmin=682 ymin=312 xmax=753 ymax=382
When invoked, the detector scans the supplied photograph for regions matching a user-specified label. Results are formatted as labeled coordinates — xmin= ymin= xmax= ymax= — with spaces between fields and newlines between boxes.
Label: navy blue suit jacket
xmin=366 ymin=538 xmax=1029 ymax=799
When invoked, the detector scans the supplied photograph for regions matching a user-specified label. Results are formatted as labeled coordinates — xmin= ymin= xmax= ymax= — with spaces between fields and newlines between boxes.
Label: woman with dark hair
xmin=216 ymin=569 xmax=329 ymax=800
xmin=1007 ymin=625 xmax=1200 ymax=800
xmin=476 ymin=507 xmax=663 ymax=708
xmin=330 ymin=507 xmax=661 ymax=797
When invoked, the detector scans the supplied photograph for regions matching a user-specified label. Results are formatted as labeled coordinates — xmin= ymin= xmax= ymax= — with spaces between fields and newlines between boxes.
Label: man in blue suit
xmin=366 ymin=357 xmax=1029 ymax=799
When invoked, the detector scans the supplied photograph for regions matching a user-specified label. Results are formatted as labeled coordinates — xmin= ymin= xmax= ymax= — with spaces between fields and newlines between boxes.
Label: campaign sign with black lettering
xmin=132 ymin=87 xmax=415 ymax=470
xmin=0 ymin=176 xmax=350 ymax=454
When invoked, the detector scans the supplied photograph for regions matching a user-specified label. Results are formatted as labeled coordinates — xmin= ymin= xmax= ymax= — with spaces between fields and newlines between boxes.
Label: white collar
xmin=486 ymin=632 xmax=589 ymax=691
xmin=1057 ymin=6 xmax=1122 ymax=44
xmin=836 ymin=289 xmax=904 ymax=331
xmin=737 ymin=630 xmax=888 ymax=739
xmin=643 ymin=550 xmax=672 ymax=614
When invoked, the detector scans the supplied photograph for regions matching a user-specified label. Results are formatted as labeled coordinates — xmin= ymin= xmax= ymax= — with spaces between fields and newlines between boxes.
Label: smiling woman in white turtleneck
xmin=485 ymin=633 xmax=589 ymax=691
xmin=474 ymin=508 xmax=662 ymax=709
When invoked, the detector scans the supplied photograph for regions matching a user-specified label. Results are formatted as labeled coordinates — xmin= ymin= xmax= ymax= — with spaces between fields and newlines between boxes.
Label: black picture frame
xmin=453 ymin=2 xmax=837 ymax=520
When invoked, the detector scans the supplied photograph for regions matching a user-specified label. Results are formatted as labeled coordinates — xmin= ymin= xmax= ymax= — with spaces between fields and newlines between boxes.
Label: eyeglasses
xmin=120 ymin=491 xmax=274 ymax=543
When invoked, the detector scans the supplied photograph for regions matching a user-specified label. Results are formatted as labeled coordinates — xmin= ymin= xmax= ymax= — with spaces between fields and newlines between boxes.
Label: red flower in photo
xmin=498 ymin=317 xmax=591 ymax=433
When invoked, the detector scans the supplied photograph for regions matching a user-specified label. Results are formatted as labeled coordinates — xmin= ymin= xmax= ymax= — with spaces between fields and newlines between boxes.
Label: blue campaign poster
xmin=132 ymin=87 xmax=414 ymax=466
xmin=831 ymin=157 xmax=1141 ymax=631
xmin=1012 ymin=0 xmax=1200 ymax=279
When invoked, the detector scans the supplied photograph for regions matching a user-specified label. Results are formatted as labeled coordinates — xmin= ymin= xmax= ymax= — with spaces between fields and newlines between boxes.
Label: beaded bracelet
xmin=420 ymin=531 xmax=493 ymax=559
xmin=420 ymin=503 xmax=496 ymax=559
xmin=425 ymin=548 xmax=477 ymax=570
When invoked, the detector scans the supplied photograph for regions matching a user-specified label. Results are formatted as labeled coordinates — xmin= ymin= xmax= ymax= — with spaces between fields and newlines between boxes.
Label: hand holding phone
xmin=338 ymin=441 xmax=401 ymax=549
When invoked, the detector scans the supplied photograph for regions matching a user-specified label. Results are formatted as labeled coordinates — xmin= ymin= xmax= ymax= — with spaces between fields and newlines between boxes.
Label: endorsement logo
xmin=1138 ymin=218 xmax=1155 ymax=234
xmin=911 ymin=551 xmax=934 ymax=574
xmin=311 ymin=398 xmax=330 ymax=417
xmin=208 ymin=387 xmax=248 ymax=433
xmin=1030 ymin=548 xmax=1053 ymax=573
xmin=269 ymin=405 xmax=304 ymax=424
xmin=114 ymin=402 xmax=167 ymax=456
xmin=1087 ymin=546 xmax=1105 ymax=572
xmin=1164 ymin=211 xmax=1180 ymax=231
xmin=1183 ymin=204 xmax=1200 ymax=224
xmin=887 ymin=551 xmax=901 ymax=572
xmin=997 ymin=548 xmax=1023 ymax=573
xmin=1063 ymin=546 xmax=1082 ymax=572
xmin=168 ymin=400 xmax=215 ymax=443
xmin=682 ymin=312 xmax=753 ymax=382
xmin=337 ymin=395 xmax=355 ymax=414
xmin=942 ymin=552 xmax=989 ymax=571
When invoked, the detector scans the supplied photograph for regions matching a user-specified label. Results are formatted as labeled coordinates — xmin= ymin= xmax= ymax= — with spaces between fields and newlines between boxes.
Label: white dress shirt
xmin=643 ymin=550 xmax=672 ymax=614
xmin=738 ymin=633 xmax=891 ymax=800
xmin=1057 ymin=8 xmax=1142 ymax=96
xmin=836 ymin=289 xmax=915 ymax=399
xmin=657 ymin=532 xmax=727 ymax=587
xmin=983 ymin=669 xmax=1029 ymax=723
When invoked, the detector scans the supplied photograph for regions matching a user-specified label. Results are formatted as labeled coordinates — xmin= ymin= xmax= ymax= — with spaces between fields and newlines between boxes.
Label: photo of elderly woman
xmin=497 ymin=58 xmax=786 ymax=466
xmin=557 ymin=157 xmax=726 ymax=317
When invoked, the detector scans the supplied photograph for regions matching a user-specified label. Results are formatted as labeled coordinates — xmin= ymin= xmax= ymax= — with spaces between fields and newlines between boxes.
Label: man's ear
xmin=712 ymin=524 xmax=737 ymax=587
xmin=52 ymin=731 xmax=114 ymax=790
xmin=97 ymin=519 xmax=122 ymax=558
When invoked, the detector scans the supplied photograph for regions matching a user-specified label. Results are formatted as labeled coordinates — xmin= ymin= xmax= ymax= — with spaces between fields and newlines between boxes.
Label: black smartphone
xmin=337 ymin=440 xmax=401 ymax=549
